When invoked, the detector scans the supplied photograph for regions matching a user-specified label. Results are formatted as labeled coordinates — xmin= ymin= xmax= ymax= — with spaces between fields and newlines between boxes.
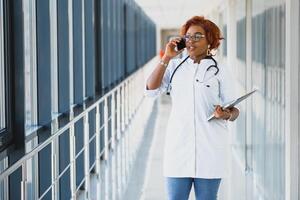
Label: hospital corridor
xmin=0 ymin=0 xmax=299 ymax=199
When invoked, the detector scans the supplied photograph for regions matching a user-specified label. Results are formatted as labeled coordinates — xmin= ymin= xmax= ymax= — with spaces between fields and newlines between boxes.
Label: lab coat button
xmin=196 ymin=79 xmax=199 ymax=82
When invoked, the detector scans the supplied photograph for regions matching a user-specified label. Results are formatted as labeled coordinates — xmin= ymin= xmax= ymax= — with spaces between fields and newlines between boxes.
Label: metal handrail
xmin=0 ymin=67 xmax=142 ymax=182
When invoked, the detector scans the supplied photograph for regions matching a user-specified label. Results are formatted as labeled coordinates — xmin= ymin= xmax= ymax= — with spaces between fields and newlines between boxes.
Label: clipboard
xmin=207 ymin=89 xmax=257 ymax=121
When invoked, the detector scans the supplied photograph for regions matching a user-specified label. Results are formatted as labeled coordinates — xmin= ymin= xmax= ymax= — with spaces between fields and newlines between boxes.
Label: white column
xmin=285 ymin=0 xmax=299 ymax=199
xmin=245 ymin=0 xmax=254 ymax=199
xmin=84 ymin=113 xmax=90 ymax=199
xmin=104 ymin=97 xmax=109 ymax=160
xmin=156 ymin=27 xmax=161 ymax=53
xmin=111 ymin=93 xmax=116 ymax=149
xmin=95 ymin=105 xmax=101 ymax=176
xmin=121 ymin=85 xmax=125 ymax=133
xmin=227 ymin=0 xmax=237 ymax=72
xmin=23 ymin=0 xmax=38 ymax=133
xmin=50 ymin=0 xmax=59 ymax=116
xmin=51 ymin=119 xmax=59 ymax=200
xmin=116 ymin=88 xmax=121 ymax=140
xmin=0 ymin=158 xmax=9 ymax=200
xmin=49 ymin=1 xmax=59 ymax=197
xmin=21 ymin=163 xmax=27 ymax=200
xmin=69 ymin=120 xmax=76 ymax=200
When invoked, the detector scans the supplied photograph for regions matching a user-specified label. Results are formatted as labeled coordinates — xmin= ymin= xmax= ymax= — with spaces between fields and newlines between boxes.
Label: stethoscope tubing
xmin=166 ymin=56 xmax=219 ymax=95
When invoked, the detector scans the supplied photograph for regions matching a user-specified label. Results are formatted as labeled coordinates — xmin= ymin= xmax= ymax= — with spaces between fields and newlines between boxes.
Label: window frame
xmin=50 ymin=0 xmax=59 ymax=119
xmin=0 ymin=0 xmax=6 ymax=132
xmin=0 ymin=0 xmax=13 ymax=148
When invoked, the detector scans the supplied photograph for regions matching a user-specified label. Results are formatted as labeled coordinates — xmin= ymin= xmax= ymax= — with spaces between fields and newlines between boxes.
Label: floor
xmin=78 ymin=95 xmax=229 ymax=200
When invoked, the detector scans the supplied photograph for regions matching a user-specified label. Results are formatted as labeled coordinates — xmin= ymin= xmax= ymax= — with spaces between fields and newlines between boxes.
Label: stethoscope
xmin=166 ymin=55 xmax=219 ymax=95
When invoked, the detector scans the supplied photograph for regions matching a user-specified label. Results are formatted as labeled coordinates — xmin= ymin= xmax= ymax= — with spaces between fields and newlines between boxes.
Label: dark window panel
xmin=9 ymin=168 xmax=22 ymax=200
xmin=95 ymin=0 xmax=102 ymax=94
xmin=59 ymin=169 xmax=71 ymax=199
xmin=59 ymin=130 xmax=70 ymax=173
xmin=0 ymin=0 xmax=5 ymax=131
xmin=36 ymin=0 xmax=52 ymax=126
xmin=89 ymin=109 xmax=96 ymax=168
xmin=0 ymin=0 xmax=13 ymax=149
xmin=6 ymin=0 xmax=25 ymax=198
xmin=57 ymin=0 xmax=70 ymax=113
xmin=73 ymin=0 xmax=83 ymax=104
xmin=38 ymin=144 xmax=52 ymax=199
xmin=101 ymin=0 xmax=110 ymax=91
xmin=84 ymin=0 xmax=95 ymax=97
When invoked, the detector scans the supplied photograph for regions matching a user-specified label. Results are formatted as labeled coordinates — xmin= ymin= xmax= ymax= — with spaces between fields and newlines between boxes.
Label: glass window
xmin=50 ymin=0 xmax=59 ymax=118
xmin=73 ymin=0 xmax=84 ymax=104
xmin=0 ymin=0 xmax=6 ymax=131
xmin=234 ymin=0 xmax=247 ymax=159
xmin=23 ymin=0 xmax=38 ymax=132
xmin=251 ymin=1 xmax=286 ymax=199
xmin=57 ymin=0 xmax=70 ymax=113
xmin=84 ymin=0 xmax=96 ymax=98
xmin=0 ymin=157 xmax=8 ymax=199
xmin=222 ymin=25 xmax=227 ymax=56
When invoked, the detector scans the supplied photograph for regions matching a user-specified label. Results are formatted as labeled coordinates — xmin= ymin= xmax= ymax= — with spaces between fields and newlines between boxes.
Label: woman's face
xmin=185 ymin=25 xmax=209 ymax=60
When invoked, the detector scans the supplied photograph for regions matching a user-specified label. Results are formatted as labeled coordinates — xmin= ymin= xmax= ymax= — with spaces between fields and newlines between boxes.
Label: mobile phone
xmin=176 ymin=38 xmax=186 ymax=51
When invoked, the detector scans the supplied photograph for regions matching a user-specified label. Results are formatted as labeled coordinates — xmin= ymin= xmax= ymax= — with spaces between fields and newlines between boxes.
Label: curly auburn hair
xmin=180 ymin=16 xmax=224 ymax=50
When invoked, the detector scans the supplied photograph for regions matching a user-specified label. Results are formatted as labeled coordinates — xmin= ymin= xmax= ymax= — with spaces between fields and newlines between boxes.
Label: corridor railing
xmin=0 ymin=63 xmax=154 ymax=200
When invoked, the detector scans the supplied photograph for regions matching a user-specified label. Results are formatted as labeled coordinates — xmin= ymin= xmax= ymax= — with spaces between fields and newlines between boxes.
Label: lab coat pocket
xmin=195 ymin=77 xmax=220 ymax=121
xmin=200 ymin=77 xmax=220 ymax=101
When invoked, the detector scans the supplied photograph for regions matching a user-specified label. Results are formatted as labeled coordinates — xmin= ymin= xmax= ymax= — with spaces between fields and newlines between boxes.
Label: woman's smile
xmin=187 ymin=45 xmax=197 ymax=54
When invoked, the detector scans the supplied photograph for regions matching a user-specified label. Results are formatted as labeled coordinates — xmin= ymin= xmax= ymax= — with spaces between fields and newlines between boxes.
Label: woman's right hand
xmin=163 ymin=37 xmax=184 ymax=60
xmin=146 ymin=38 xmax=184 ymax=90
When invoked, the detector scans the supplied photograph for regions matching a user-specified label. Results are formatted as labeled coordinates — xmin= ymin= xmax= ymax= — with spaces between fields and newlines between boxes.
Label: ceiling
xmin=134 ymin=0 xmax=223 ymax=29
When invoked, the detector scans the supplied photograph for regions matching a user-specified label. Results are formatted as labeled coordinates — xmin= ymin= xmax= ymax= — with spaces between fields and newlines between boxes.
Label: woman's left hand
xmin=213 ymin=105 xmax=231 ymax=120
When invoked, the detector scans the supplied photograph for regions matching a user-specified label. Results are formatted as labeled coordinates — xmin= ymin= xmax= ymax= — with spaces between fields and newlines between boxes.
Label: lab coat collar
xmin=186 ymin=56 xmax=216 ymax=69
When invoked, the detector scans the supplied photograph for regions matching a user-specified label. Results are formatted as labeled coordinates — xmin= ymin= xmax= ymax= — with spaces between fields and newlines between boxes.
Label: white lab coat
xmin=145 ymin=57 xmax=236 ymax=178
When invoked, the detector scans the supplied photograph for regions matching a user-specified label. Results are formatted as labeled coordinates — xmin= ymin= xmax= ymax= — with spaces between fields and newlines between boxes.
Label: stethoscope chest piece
xmin=166 ymin=84 xmax=172 ymax=95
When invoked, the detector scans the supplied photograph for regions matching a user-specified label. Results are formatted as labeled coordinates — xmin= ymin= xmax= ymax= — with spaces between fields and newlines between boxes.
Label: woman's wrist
xmin=159 ymin=60 xmax=168 ymax=68
xmin=158 ymin=55 xmax=171 ymax=68
xmin=161 ymin=55 xmax=171 ymax=63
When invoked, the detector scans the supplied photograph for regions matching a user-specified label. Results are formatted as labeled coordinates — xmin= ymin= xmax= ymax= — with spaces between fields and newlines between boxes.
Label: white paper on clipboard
xmin=207 ymin=89 xmax=257 ymax=121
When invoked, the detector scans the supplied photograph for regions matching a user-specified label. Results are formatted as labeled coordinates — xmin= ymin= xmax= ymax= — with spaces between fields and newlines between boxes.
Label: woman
xmin=145 ymin=16 xmax=239 ymax=200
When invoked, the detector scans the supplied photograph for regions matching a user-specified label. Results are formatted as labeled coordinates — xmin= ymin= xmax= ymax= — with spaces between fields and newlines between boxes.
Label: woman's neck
xmin=190 ymin=54 xmax=207 ymax=64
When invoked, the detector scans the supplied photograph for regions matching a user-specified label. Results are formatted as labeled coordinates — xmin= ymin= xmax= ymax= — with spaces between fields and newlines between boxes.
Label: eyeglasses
xmin=183 ymin=33 xmax=205 ymax=42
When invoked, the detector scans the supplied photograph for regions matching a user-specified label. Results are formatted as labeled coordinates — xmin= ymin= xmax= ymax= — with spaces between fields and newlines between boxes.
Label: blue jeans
xmin=166 ymin=177 xmax=221 ymax=200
